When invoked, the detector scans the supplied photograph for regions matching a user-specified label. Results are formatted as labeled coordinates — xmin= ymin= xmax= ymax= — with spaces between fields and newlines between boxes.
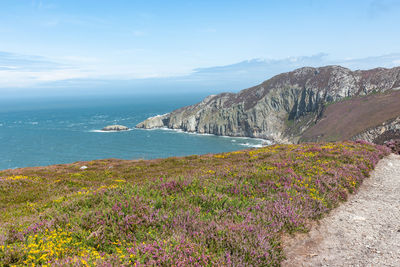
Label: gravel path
xmin=283 ymin=154 xmax=400 ymax=267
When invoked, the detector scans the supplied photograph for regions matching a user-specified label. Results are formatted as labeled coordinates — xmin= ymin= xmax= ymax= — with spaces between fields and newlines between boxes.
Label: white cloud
xmin=60 ymin=56 xmax=100 ymax=64
xmin=0 ymin=51 xmax=194 ymax=88
xmin=0 ymin=50 xmax=399 ymax=89
xmin=0 ymin=65 xmax=18 ymax=70
xmin=0 ymin=51 xmax=89 ymax=87
xmin=0 ymin=69 xmax=88 ymax=87
xmin=31 ymin=0 xmax=56 ymax=10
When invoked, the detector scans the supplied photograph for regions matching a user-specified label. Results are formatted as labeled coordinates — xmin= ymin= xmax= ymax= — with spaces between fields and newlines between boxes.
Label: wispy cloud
xmin=0 ymin=51 xmax=86 ymax=87
xmin=59 ymin=55 xmax=100 ymax=64
xmin=185 ymin=53 xmax=400 ymax=85
xmin=0 ymin=69 xmax=88 ymax=88
xmin=0 ymin=50 xmax=399 ymax=89
xmin=0 ymin=51 xmax=63 ymax=71
xmin=0 ymin=51 xmax=191 ymax=88
xmin=31 ymin=0 xmax=56 ymax=10
xmin=337 ymin=53 xmax=400 ymax=69
xmin=188 ymin=53 xmax=331 ymax=83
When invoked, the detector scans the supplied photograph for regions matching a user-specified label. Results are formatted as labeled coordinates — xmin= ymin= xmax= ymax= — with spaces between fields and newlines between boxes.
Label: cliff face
xmin=136 ymin=66 xmax=400 ymax=143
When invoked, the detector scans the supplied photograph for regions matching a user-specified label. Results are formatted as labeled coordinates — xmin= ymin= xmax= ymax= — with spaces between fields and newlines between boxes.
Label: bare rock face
xmin=137 ymin=114 xmax=169 ymax=129
xmin=101 ymin=125 xmax=129 ymax=131
xmin=136 ymin=66 xmax=400 ymax=143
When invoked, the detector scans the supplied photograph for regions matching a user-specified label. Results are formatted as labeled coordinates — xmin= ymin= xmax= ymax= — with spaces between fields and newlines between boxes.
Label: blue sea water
xmin=0 ymin=93 xmax=264 ymax=170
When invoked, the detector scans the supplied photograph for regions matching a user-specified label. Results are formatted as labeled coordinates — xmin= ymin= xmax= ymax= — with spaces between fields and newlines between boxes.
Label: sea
xmin=0 ymin=93 xmax=265 ymax=170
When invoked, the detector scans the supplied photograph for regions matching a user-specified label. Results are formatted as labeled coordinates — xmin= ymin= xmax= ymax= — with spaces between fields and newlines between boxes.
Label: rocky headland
xmin=136 ymin=65 xmax=400 ymax=144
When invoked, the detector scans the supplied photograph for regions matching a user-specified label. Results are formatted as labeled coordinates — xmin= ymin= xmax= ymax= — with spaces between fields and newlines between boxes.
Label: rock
xmin=136 ymin=66 xmax=400 ymax=143
xmin=136 ymin=114 xmax=169 ymax=129
xmin=80 ymin=166 xmax=88 ymax=170
xmin=101 ymin=125 xmax=129 ymax=131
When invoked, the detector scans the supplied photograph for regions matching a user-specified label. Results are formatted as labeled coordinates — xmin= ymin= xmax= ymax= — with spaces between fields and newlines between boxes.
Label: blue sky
xmin=0 ymin=0 xmax=399 ymax=92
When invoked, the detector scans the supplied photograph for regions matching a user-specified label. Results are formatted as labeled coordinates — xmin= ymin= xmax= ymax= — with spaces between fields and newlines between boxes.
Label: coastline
xmin=0 ymin=127 xmax=268 ymax=171
xmin=134 ymin=126 xmax=272 ymax=145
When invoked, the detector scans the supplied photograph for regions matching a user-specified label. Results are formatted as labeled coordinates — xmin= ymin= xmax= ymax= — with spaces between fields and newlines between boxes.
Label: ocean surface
xmin=0 ymin=94 xmax=265 ymax=170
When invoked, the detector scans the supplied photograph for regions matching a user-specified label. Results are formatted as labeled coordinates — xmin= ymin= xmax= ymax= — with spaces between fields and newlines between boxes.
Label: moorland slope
xmin=0 ymin=141 xmax=389 ymax=265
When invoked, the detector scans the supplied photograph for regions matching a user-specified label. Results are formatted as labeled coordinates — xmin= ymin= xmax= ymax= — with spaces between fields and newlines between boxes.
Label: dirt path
xmin=283 ymin=154 xmax=400 ymax=267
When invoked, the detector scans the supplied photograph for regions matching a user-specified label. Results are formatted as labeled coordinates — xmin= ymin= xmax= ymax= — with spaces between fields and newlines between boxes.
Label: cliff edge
xmin=136 ymin=65 xmax=400 ymax=143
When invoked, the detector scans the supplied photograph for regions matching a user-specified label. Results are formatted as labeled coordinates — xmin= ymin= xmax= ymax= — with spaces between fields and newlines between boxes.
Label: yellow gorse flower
xmin=2 ymin=175 xmax=31 ymax=181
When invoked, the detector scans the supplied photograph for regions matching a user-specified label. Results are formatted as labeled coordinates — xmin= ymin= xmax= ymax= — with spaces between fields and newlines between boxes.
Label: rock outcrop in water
xmin=102 ymin=125 xmax=129 ymax=131
xmin=136 ymin=66 xmax=400 ymax=143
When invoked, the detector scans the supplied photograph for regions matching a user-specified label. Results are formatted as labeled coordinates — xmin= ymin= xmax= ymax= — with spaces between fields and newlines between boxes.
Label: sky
xmin=0 ymin=0 xmax=399 ymax=95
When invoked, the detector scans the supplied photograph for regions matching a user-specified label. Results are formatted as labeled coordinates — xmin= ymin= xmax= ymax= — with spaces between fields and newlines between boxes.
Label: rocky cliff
xmin=136 ymin=65 xmax=400 ymax=143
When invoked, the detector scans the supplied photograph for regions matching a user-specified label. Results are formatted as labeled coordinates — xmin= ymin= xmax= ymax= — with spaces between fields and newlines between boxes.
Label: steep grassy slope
xmin=0 ymin=142 xmax=389 ymax=266
xmin=300 ymin=90 xmax=400 ymax=142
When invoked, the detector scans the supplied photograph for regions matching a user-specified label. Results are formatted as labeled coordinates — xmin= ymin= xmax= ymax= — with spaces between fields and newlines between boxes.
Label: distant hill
xmin=137 ymin=65 xmax=400 ymax=144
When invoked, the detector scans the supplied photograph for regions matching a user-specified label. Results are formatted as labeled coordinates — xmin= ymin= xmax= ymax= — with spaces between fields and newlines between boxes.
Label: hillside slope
xmin=136 ymin=66 xmax=400 ymax=143
xmin=300 ymin=90 xmax=400 ymax=142
xmin=0 ymin=142 xmax=389 ymax=266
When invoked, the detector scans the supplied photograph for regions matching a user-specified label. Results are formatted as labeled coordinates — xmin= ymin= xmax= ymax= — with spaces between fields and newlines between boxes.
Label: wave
xmin=91 ymin=115 xmax=109 ymax=119
xmin=155 ymin=127 xmax=183 ymax=132
xmin=68 ymin=122 xmax=86 ymax=126
xmin=146 ymin=113 xmax=169 ymax=120
xmin=136 ymin=127 xmax=180 ymax=132
xmin=184 ymin=131 xmax=215 ymax=136
xmin=239 ymin=143 xmax=264 ymax=148
xmin=139 ymin=127 xmax=272 ymax=145
xmin=154 ymin=113 xmax=169 ymax=117
xmin=223 ymin=135 xmax=268 ymax=142
xmin=142 ymin=127 xmax=215 ymax=136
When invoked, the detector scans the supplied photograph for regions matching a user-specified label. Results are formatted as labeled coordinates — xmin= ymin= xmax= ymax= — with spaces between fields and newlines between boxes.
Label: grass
xmin=0 ymin=141 xmax=390 ymax=266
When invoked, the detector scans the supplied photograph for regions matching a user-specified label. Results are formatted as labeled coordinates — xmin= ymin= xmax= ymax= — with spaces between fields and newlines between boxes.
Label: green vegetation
xmin=0 ymin=141 xmax=390 ymax=266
